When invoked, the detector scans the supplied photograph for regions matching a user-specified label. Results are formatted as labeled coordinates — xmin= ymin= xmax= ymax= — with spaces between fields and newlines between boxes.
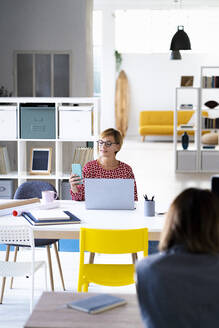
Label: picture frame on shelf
xmin=181 ymin=76 xmax=194 ymax=87
xmin=30 ymin=147 xmax=52 ymax=175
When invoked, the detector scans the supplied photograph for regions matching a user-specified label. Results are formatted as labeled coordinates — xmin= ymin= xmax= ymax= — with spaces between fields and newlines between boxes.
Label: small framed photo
xmin=181 ymin=76 xmax=194 ymax=87
xmin=30 ymin=148 xmax=52 ymax=175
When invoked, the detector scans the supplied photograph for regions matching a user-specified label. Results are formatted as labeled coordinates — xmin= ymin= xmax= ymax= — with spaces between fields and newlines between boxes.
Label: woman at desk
xmin=136 ymin=188 xmax=219 ymax=328
xmin=69 ymin=128 xmax=138 ymax=201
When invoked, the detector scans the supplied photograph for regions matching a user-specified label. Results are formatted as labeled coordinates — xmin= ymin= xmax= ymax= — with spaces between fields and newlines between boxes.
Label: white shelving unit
xmin=174 ymin=87 xmax=200 ymax=172
xmin=0 ymin=97 xmax=100 ymax=198
xmin=200 ymin=66 xmax=219 ymax=172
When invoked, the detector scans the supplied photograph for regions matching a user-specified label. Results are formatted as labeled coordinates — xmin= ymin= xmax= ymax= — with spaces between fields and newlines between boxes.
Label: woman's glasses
xmin=97 ymin=140 xmax=118 ymax=147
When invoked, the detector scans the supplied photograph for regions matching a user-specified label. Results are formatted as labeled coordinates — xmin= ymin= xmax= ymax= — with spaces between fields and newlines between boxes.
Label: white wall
xmin=121 ymin=53 xmax=219 ymax=136
xmin=0 ymin=0 xmax=93 ymax=97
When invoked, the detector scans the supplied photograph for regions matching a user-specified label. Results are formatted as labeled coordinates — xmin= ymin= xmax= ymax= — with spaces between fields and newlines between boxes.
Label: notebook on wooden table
xmin=67 ymin=294 xmax=127 ymax=314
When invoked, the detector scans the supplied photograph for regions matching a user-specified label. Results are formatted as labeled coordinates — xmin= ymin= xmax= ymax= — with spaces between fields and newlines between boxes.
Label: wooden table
xmin=0 ymin=200 xmax=165 ymax=241
xmin=24 ymin=292 xmax=144 ymax=328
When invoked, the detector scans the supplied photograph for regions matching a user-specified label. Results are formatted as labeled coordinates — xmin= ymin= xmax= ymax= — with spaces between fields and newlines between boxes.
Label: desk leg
xmin=0 ymin=245 xmax=10 ymax=304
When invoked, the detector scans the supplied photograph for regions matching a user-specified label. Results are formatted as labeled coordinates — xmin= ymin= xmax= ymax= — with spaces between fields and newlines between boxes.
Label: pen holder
xmin=144 ymin=200 xmax=155 ymax=217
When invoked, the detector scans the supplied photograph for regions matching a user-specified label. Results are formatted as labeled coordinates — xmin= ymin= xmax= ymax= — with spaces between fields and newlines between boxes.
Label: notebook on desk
xmin=84 ymin=178 xmax=135 ymax=210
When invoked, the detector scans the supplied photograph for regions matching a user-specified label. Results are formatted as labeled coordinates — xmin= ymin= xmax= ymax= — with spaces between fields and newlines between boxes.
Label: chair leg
xmin=53 ymin=242 xmax=65 ymax=291
xmin=82 ymin=283 xmax=89 ymax=292
xmin=0 ymin=245 xmax=10 ymax=304
xmin=89 ymin=252 xmax=95 ymax=264
xmin=132 ymin=253 xmax=138 ymax=264
xmin=46 ymin=245 xmax=54 ymax=291
xmin=10 ymin=246 xmax=18 ymax=289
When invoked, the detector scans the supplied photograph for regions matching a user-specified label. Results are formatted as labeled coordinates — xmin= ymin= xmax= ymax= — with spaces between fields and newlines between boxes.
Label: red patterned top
xmin=70 ymin=160 xmax=138 ymax=201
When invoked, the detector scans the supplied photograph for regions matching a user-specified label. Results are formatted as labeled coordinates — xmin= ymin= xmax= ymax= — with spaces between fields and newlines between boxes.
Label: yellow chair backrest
xmin=78 ymin=227 xmax=148 ymax=292
xmin=80 ymin=227 xmax=148 ymax=255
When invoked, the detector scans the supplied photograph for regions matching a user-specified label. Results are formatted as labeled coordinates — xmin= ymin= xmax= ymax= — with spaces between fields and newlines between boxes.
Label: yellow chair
xmin=78 ymin=227 xmax=148 ymax=292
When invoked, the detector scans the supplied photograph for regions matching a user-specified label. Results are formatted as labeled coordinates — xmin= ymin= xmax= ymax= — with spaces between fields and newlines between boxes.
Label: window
xmin=15 ymin=51 xmax=71 ymax=97
xmin=115 ymin=9 xmax=219 ymax=54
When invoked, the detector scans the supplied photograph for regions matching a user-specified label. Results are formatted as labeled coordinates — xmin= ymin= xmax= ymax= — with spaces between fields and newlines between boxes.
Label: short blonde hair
xmin=159 ymin=188 xmax=219 ymax=254
xmin=100 ymin=128 xmax=123 ymax=153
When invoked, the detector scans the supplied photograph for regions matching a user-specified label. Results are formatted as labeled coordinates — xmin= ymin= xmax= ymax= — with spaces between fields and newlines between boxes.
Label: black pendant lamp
xmin=170 ymin=25 xmax=191 ymax=60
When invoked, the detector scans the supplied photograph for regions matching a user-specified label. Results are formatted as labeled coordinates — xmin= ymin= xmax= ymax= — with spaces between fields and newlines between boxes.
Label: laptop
xmin=85 ymin=178 xmax=135 ymax=210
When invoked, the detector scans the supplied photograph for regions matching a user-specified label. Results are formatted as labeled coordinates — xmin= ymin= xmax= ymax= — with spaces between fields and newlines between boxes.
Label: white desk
xmin=0 ymin=200 xmax=165 ymax=241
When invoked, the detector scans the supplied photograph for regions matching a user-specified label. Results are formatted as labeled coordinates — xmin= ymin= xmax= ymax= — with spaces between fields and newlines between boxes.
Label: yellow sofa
xmin=139 ymin=110 xmax=207 ymax=141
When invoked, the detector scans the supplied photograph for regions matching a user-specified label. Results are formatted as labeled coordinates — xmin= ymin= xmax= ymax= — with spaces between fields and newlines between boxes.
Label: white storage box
xmin=177 ymin=151 xmax=196 ymax=171
xmin=0 ymin=106 xmax=17 ymax=139
xmin=59 ymin=106 xmax=93 ymax=139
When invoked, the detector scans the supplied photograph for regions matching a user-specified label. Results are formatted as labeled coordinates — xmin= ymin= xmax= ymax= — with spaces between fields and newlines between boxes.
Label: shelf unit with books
xmin=174 ymin=87 xmax=200 ymax=172
xmin=200 ymin=66 xmax=219 ymax=172
xmin=0 ymin=97 xmax=99 ymax=199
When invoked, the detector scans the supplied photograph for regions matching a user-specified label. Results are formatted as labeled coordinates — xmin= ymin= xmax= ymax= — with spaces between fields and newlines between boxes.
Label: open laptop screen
xmin=84 ymin=178 xmax=135 ymax=210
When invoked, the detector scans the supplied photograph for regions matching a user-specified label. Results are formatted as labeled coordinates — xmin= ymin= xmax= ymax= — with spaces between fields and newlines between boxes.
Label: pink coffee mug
xmin=41 ymin=190 xmax=57 ymax=204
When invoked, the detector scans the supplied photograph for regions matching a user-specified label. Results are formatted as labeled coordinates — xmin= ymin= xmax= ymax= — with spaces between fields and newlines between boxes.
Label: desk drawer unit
xmin=0 ymin=179 xmax=14 ymax=199
xmin=0 ymin=106 xmax=17 ymax=139
xmin=20 ymin=104 xmax=56 ymax=139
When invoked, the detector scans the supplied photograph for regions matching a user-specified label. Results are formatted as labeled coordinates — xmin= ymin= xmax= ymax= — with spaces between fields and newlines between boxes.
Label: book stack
xmin=0 ymin=146 xmax=11 ymax=174
xmin=72 ymin=147 xmax=94 ymax=168
xmin=202 ymin=117 xmax=219 ymax=129
xmin=22 ymin=209 xmax=81 ymax=226
xmin=202 ymin=76 xmax=219 ymax=88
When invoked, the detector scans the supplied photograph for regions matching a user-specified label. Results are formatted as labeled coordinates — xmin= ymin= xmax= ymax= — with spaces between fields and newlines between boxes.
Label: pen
xmin=151 ymin=196 xmax=154 ymax=201
xmin=143 ymin=194 xmax=148 ymax=200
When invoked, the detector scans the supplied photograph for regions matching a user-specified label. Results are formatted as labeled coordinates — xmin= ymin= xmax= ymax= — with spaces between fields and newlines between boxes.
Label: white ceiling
xmin=94 ymin=0 xmax=219 ymax=10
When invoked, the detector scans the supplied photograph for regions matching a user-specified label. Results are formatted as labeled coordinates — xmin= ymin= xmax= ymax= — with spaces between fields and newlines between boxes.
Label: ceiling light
xmin=170 ymin=25 xmax=191 ymax=51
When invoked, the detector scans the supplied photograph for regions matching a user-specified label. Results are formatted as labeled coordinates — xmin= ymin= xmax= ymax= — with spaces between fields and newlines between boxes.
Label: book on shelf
xmin=202 ymin=117 xmax=219 ymax=129
xmin=202 ymin=76 xmax=219 ymax=88
xmin=0 ymin=146 xmax=11 ymax=174
xmin=67 ymin=294 xmax=127 ymax=314
xmin=22 ymin=210 xmax=81 ymax=226
xmin=72 ymin=147 xmax=94 ymax=168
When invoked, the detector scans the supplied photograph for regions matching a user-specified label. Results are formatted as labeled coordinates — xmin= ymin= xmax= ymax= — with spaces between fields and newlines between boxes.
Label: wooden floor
xmin=0 ymin=138 xmax=213 ymax=328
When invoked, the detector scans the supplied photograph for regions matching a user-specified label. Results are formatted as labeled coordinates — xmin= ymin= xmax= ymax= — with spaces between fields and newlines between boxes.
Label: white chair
xmin=0 ymin=225 xmax=47 ymax=312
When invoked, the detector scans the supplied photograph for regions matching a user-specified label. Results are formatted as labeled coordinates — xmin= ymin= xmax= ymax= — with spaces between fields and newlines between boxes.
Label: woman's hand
xmin=69 ymin=174 xmax=82 ymax=193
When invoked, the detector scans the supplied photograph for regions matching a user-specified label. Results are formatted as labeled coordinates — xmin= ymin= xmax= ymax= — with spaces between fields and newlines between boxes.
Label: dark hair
xmin=100 ymin=128 xmax=123 ymax=153
xmin=159 ymin=188 xmax=219 ymax=254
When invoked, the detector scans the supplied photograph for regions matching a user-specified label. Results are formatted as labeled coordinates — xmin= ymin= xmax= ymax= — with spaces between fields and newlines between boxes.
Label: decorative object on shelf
xmin=115 ymin=70 xmax=129 ymax=137
xmin=181 ymin=131 xmax=189 ymax=150
xmin=181 ymin=76 xmax=194 ymax=87
xmin=30 ymin=147 xmax=52 ymax=175
xmin=170 ymin=25 xmax=191 ymax=60
xmin=0 ymin=86 xmax=12 ymax=97
xmin=201 ymin=132 xmax=219 ymax=145
xmin=0 ymin=146 xmax=11 ymax=174
xmin=204 ymin=100 xmax=219 ymax=109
